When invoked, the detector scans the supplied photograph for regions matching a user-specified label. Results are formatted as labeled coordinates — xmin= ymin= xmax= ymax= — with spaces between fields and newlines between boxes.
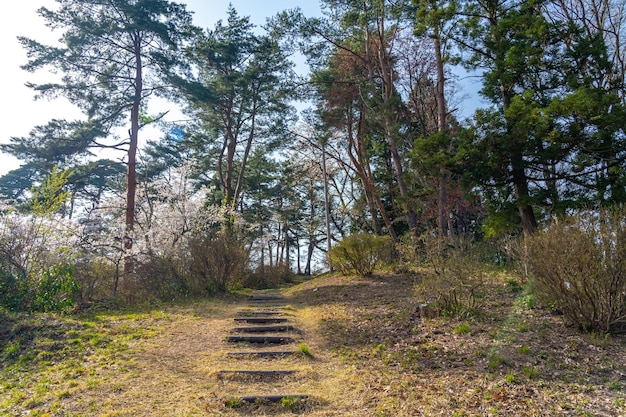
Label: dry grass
xmin=1 ymin=269 xmax=625 ymax=416
xmin=286 ymin=271 xmax=626 ymax=416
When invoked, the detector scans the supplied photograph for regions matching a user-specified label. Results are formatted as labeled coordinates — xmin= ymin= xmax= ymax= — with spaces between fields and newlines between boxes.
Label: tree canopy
xmin=2 ymin=0 xmax=626 ymax=300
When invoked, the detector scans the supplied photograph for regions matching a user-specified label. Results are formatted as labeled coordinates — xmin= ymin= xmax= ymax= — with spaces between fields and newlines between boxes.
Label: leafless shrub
xmin=73 ymin=257 xmax=119 ymax=301
xmin=415 ymin=233 xmax=487 ymax=317
xmin=187 ymin=231 xmax=248 ymax=294
xmin=238 ymin=265 xmax=294 ymax=289
xmin=131 ymin=255 xmax=184 ymax=300
xmin=396 ymin=233 xmax=424 ymax=264
xmin=527 ymin=210 xmax=626 ymax=334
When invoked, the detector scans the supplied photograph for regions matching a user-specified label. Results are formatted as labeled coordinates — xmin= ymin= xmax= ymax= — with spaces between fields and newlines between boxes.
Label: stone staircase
xmin=219 ymin=293 xmax=311 ymax=405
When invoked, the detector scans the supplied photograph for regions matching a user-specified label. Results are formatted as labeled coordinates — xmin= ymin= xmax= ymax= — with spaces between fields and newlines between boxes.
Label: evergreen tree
xmin=456 ymin=0 xmax=626 ymax=236
xmin=285 ymin=0 xmax=431 ymax=238
xmin=414 ymin=0 xmax=460 ymax=236
xmin=456 ymin=0 xmax=552 ymax=236
xmin=9 ymin=0 xmax=197 ymax=270
xmin=172 ymin=6 xmax=297 ymax=216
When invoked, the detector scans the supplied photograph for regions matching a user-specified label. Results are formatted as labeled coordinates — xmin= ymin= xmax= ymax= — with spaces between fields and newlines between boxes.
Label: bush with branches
xmin=0 ymin=169 xmax=82 ymax=312
xmin=414 ymin=233 xmax=487 ymax=317
xmin=527 ymin=210 xmax=626 ymax=334
xmin=239 ymin=265 xmax=294 ymax=289
xmin=329 ymin=233 xmax=393 ymax=276
xmin=0 ymin=213 xmax=81 ymax=312
xmin=187 ymin=230 xmax=248 ymax=293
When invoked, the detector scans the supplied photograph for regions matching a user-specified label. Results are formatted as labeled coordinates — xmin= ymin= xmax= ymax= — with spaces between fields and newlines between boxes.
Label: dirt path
xmin=75 ymin=291 xmax=356 ymax=416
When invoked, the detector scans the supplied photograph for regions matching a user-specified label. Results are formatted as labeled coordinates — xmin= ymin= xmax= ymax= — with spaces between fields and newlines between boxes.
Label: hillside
xmin=1 ymin=271 xmax=625 ymax=416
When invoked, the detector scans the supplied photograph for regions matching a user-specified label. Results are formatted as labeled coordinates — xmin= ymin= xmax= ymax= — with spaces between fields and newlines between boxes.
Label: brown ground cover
xmin=286 ymin=272 xmax=626 ymax=416
xmin=1 ymin=270 xmax=625 ymax=416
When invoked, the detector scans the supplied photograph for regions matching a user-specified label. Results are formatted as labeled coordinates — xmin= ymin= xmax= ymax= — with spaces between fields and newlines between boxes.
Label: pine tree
xmin=12 ymin=0 xmax=197 ymax=271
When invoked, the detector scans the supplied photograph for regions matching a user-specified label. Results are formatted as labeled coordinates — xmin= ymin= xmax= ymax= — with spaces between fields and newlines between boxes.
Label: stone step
xmin=248 ymin=295 xmax=284 ymax=302
xmin=225 ymin=350 xmax=299 ymax=358
xmin=247 ymin=303 xmax=285 ymax=308
xmin=218 ymin=369 xmax=297 ymax=378
xmin=236 ymin=311 xmax=284 ymax=317
xmin=232 ymin=325 xmax=295 ymax=333
xmin=237 ymin=394 xmax=310 ymax=403
xmin=226 ymin=335 xmax=294 ymax=344
xmin=234 ymin=317 xmax=289 ymax=324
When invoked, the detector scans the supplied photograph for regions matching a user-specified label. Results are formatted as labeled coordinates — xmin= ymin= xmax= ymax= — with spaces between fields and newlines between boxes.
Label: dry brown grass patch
xmin=2 ymin=271 xmax=625 ymax=416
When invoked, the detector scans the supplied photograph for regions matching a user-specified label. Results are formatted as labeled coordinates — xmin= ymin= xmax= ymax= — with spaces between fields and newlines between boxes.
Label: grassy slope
xmin=1 ymin=270 xmax=625 ymax=416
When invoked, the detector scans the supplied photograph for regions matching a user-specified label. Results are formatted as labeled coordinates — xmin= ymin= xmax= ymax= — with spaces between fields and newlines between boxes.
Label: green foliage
xmin=12 ymin=0 xmax=198 ymax=258
xmin=174 ymin=6 xmax=296 ymax=209
xmin=299 ymin=343 xmax=313 ymax=357
xmin=527 ymin=209 xmax=626 ymax=334
xmin=488 ymin=353 xmax=508 ymax=370
xmin=456 ymin=0 xmax=626 ymax=234
xmin=280 ymin=396 xmax=302 ymax=411
xmin=29 ymin=166 xmax=72 ymax=216
xmin=504 ymin=371 xmax=518 ymax=384
xmin=0 ymin=204 xmax=81 ymax=312
xmin=0 ymin=269 xmax=24 ymax=312
xmin=522 ymin=366 xmax=540 ymax=380
xmin=453 ymin=322 xmax=471 ymax=335
xmin=33 ymin=265 xmax=80 ymax=312
xmin=329 ymin=233 xmax=393 ymax=276
xmin=505 ymin=278 xmax=524 ymax=293
xmin=0 ymin=265 xmax=79 ymax=314
xmin=224 ymin=397 xmax=243 ymax=408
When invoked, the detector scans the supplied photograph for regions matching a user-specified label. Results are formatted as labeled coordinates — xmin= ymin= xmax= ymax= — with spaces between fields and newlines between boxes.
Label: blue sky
xmin=0 ymin=1 xmax=321 ymax=175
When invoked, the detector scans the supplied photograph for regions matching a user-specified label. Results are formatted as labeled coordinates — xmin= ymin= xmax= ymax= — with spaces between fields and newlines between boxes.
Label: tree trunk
xmin=295 ymin=232 xmax=302 ymax=275
xmin=225 ymin=125 xmax=237 ymax=207
xmin=234 ymin=107 xmax=257 ymax=206
xmin=347 ymin=109 xmax=383 ymax=234
xmin=305 ymin=178 xmax=316 ymax=276
xmin=433 ymin=30 xmax=450 ymax=237
xmin=488 ymin=6 xmax=537 ymax=237
xmin=349 ymin=107 xmax=398 ymax=240
xmin=259 ymin=222 xmax=265 ymax=274
xmin=284 ymin=219 xmax=290 ymax=270
xmin=511 ymin=150 xmax=538 ymax=236
xmin=305 ymin=240 xmax=314 ymax=276
xmin=123 ymin=33 xmax=142 ymax=275
xmin=322 ymin=143 xmax=333 ymax=271
xmin=367 ymin=5 xmax=418 ymax=232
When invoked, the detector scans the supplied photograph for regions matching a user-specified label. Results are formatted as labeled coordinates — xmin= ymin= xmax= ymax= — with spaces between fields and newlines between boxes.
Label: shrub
xmin=415 ymin=234 xmax=486 ymax=317
xmin=32 ymin=265 xmax=80 ymax=312
xmin=0 ymin=269 xmax=24 ymax=311
xmin=527 ymin=210 xmax=626 ymax=334
xmin=238 ymin=265 xmax=294 ymax=290
xmin=130 ymin=254 xmax=189 ymax=301
xmin=0 ymin=200 xmax=82 ymax=311
xmin=0 ymin=257 xmax=80 ymax=313
xmin=73 ymin=257 xmax=119 ymax=301
xmin=328 ymin=233 xmax=393 ymax=276
xmin=396 ymin=233 xmax=424 ymax=264
xmin=187 ymin=231 xmax=248 ymax=293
